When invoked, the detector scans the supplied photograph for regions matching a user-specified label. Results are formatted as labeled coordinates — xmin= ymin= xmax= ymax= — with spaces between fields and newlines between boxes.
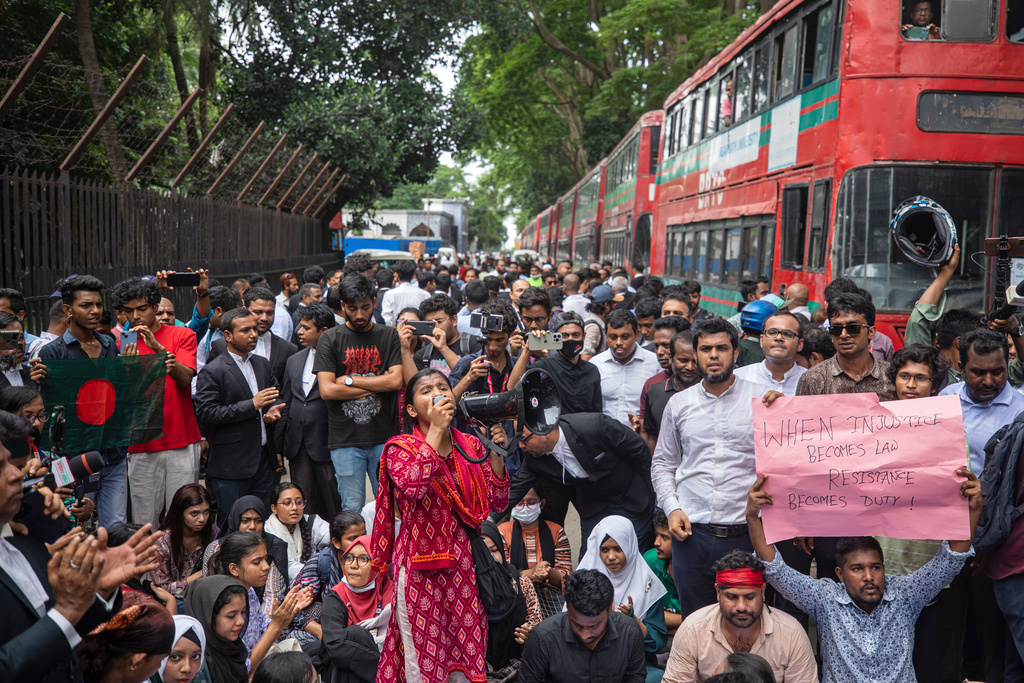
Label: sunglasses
xmin=829 ymin=323 xmax=867 ymax=337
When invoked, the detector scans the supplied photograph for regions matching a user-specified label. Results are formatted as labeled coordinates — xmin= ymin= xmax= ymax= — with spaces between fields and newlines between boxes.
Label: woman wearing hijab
xmin=321 ymin=534 xmax=394 ymax=683
xmin=76 ymin=590 xmax=176 ymax=683
xmin=184 ymin=576 xmax=250 ymax=683
xmin=576 ymin=515 xmax=668 ymax=683
xmin=479 ymin=520 xmax=542 ymax=671
xmin=203 ymin=496 xmax=289 ymax=585
xmin=152 ymin=615 xmax=206 ymax=683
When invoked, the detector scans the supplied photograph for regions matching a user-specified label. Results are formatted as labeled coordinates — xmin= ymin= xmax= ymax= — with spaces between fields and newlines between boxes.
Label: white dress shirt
xmin=592 ymin=343 xmax=663 ymax=426
xmin=651 ymin=377 xmax=773 ymax=525
xmin=271 ymin=302 xmax=293 ymax=340
xmin=255 ymin=332 xmax=273 ymax=361
xmin=734 ymin=361 xmax=806 ymax=396
xmin=3 ymin=368 xmax=23 ymax=387
xmin=549 ymin=428 xmax=590 ymax=480
xmin=228 ymin=349 xmax=266 ymax=446
xmin=381 ymin=281 xmax=430 ymax=326
xmin=302 ymin=348 xmax=317 ymax=396
xmin=562 ymin=293 xmax=589 ymax=319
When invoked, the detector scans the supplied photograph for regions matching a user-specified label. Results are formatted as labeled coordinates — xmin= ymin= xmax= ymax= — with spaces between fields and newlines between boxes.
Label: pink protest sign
xmin=753 ymin=393 xmax=969 ymax=544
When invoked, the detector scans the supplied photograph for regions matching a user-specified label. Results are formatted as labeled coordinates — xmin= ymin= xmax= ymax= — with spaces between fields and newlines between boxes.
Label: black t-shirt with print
xmin=313 ymin=323 xmax=402 ymax=448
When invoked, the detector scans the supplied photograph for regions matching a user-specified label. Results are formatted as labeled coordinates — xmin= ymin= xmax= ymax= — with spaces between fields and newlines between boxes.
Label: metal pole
xmin=125 ymin=88 xmax=202 ymax=183
xmin=258 ymin=144 xmax=303 ymax=206
xmin=62 ymin=54 xmax=150 ymax=172
xmin=0 ymin=13 xmax=70 ymax=123
xmin=171 ymin=103 xmax=235 ymax=189
xmin=292 ymin=162 xmax=330 ymax=213
xmin=207 ymin=121 xmax=264 ymax=197
xmin=302 ymin=168 xmax=339 ymax=215
xmin=277 ymin=153 xmax=318 ymax=209
xmin=312 ymin=174 xmax=348 ymax=218
xmin=236 ymin=133 xmax=288 ymax=202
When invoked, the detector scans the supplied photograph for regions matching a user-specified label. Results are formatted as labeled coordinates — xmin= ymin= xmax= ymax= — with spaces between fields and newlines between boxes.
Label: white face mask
xmin=511 ymin=502 xmax=542 ymax=524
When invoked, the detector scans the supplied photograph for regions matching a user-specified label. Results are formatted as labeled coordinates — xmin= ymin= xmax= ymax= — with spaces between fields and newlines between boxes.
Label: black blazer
xmin=0 ymin=367 xmax=36 ymax=390
xmin=279 ymin=347 xmax=331 ymax=463
xmin=0 ymin=534 xmax=122 ymax=683
xmin=209 ymin=333 xmax=296 ymax=387
xmin=195 ymin=350 xmax=280 ymax=479
xmin=507 ymin=412 xmax=654 ymax=522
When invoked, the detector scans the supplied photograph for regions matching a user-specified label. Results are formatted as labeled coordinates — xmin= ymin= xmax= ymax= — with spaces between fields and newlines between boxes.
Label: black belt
xmin=691 ymin=523 xmax=748 ymax=538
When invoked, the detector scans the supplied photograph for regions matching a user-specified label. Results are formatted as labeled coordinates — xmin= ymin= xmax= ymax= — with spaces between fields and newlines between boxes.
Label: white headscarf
xmin=576 ymin=515 xmax=667 ymax=622
xmin=159 ymin=614 xmax=206 ymax=682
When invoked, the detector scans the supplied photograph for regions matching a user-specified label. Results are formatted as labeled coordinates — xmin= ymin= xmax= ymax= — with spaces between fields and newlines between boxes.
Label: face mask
xmin=560 ymin=338 xmax=583 ymax=359
xmin=511 ymin=502 xmax=542 ymax=524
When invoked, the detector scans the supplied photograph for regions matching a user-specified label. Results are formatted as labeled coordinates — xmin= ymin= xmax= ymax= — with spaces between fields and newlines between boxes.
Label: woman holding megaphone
xmin=371 ymin=367 xmax=510 ymax=683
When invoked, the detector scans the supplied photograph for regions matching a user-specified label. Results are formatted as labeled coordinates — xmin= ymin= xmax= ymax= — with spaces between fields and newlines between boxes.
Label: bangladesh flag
xmin=40 ymin=355 xmax=166 ymax=451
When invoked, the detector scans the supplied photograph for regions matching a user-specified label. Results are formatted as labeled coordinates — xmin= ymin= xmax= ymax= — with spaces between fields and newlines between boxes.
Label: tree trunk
xmin=162 ymin=0 xmax=200 ymax=150
xmin=74 ymin=0 xmax=128 ymax=180
xmin=197 ymin=0 xmax=216 ymax=136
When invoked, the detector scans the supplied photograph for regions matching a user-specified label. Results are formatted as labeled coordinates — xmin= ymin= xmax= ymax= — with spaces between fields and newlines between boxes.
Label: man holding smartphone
xmin=109 ymin=276 xmax=203 ymax=527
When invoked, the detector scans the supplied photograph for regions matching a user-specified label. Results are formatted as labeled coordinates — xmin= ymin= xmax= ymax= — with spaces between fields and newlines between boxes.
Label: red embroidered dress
xmin=372 ymin=428 xmax=509 ymax=683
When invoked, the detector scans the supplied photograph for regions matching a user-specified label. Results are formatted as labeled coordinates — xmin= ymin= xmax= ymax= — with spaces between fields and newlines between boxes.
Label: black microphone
xmin=22 ymin=450 xmax=104 ymax=491
xmin=988 ymin=280 xmax=1024 ymax=323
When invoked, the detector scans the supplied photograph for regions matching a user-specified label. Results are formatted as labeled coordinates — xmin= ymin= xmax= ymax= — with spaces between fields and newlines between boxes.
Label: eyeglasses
xmin=522 ymin=316 xmax=549 ymax=326
xmin=829 ymin=323 xmax=867 ymax=337
xmin=342 ymin=553 xmax=371 ymax=567
xmin=20 ymin=413 xmax=48 ymax=424
xmin=277 ymin=499 xmax=304 ymax=508
xmin=763 ymin=328 xmax=800 ymax=340
xmin=897 ymin=373 xmax=933 ymax=384
xmin=429 ymin=317 xmax=450 ymax=326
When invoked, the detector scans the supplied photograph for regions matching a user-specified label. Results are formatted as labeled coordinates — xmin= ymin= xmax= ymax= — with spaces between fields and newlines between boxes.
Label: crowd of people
xmin=1 ymin=242 xmax=1023 ymax=683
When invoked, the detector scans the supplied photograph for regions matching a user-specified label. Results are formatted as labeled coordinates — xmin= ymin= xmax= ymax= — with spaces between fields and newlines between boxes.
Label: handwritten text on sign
xmin=753 ymin=393 xmax=969 ymax=544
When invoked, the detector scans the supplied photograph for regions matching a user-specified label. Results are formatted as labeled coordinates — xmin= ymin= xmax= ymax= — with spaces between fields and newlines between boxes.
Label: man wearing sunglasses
xmin=734 ymin=310 xmax=806 ymax=396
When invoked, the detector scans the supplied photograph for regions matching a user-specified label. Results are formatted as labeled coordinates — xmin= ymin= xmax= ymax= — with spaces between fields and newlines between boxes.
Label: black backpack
xmin=975 ymin=412 xmax=1024 ymax=554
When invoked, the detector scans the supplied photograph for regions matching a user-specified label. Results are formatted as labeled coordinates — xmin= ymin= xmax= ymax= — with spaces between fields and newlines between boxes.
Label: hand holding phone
xmin=165 ymin=272 xmax=201 ymax=288
xmin=121 ymin=328 xmax=138 ymax=347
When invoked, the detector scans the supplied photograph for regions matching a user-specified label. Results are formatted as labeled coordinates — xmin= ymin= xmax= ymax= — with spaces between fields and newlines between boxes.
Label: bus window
xmin=834 ymin=165 xmax=990 ymax=311
xmin=1010 ymin=0 xmax=1024 ymax=41
xmin=696 ymin=231 xmax=709 ymax=279
xmin=941 ymin=0 xmax=995 ymax=41
xmin=743 ymin=226 xmax=761 ymax=280
xmin=754 ymin=43 xmax=771 ymax=113
xmin=724 ymin=225 xmax=743 ymax=285
xmin=681 ymin=98 xmax=693 ymax=149
xmin=720 ymin=74 xmax=735 ymax=129
xmin=902 ymin=0 xmax=942 ymax=40
xmin=734 ymin=52 xmax=751 ymax=122
xmin=807 ymin=180 xmax=831 ymax=271
xmin=802 ymin=5 xmax=834 ymax=87
xmin=665 ymin=111 xmax=676 ymax=157
xmin=682 ymin=231 xmax=695 ymax=277
xmin=693 ymin=90 xmax=706 ymax=143
xmin=781 ymin=185 xmax=809 ymax=269
xmin=706 ymin=80 xmax=720 ymax=138
xmin=997 ymin=170 xmax=1024 ymax=236
xmin=762 ymin=224 xmax=776 ymax=278
xmin=708 ymin=229 xmax=725 ymax=284
xmin=774 ymin=27 xmax=799 ymax=102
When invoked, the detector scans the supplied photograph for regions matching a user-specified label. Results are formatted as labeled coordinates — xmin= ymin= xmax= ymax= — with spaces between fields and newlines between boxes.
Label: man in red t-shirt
xmin=111 ymin=277 xmax=203 ymax=526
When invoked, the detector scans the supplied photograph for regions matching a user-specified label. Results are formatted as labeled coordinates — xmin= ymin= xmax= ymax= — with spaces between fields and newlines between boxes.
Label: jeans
xmin=95 ymin=458 xmax=128 ymax=529
xmin=207 ymin=448 xmax=275 ymax=528
xmin=330 ymin=444 xmax=385 ymax=511
xmin=992 ymin=573 xmax=1024 ymax=682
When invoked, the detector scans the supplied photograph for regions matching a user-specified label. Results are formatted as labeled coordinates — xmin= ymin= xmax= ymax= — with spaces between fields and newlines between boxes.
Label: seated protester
xmin=253 ymin=651 xmax=317 ymax=683
xmin=744 ymin=467 xmax=983 ymax=683
xmin=520 ymin=311 xmax=603 ymax=415
xmin=150 ymin=484 xmax=216 ymax=601
xmin=154 ymin=614 xmax=206 ymax=683
xmin=662 ymin=549 xmax=816 ymax=683
xmin=481 ymin=521 xmax=543 ymax=671
xmin=711 ymin=652 xmax=776 ymax=683
xmin=184 ymin=575 xmax=307 ymax=683
xmin=291 ymin=510 xmax=367 ymax=640
xmin=793 ymin=326 xmax=835 ymax=369
xmin=642 ymin=510 xmax=682 ymax=638
xmin=76 ymin=591 xmax=175 ymax=683
xmin=634 ymin=297 xmax=664 ymax=348
xmin=519 ymin=569 xmax=646 ymax=683
xmin=263 ymin=483 xmax=330 ymax=583
xmin=202 ymin=496 xmax=289 ymax=591
xmin=498 ymin=485 xmax=574 ymax=619
xmin=577 ymin=516 xmax=668 ymax=683
xmin=320 ymin=535 xmax=394 ymax=683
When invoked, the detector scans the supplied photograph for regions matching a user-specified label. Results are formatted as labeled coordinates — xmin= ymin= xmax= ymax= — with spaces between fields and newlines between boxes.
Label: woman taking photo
xmin=264 ymin=482 xmax=331 ymax=583
xmin=372 ymin=368 xmax=510 ymax=683
xmin=151 ymin=484 xmax=215 ymax=600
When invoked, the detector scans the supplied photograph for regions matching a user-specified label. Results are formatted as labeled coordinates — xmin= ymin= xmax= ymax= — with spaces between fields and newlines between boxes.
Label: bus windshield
xmin=833 ymin=165 xmax=990 ymax=313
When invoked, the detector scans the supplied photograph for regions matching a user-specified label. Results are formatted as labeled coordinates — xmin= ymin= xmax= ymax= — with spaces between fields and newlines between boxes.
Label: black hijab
xmin=225 ymin=495 xmax=289 ymax=584
xmin=184 ymin=575 xmax=249 ymax=683
xmin=480 ymin=520 xmax=528 ymax=670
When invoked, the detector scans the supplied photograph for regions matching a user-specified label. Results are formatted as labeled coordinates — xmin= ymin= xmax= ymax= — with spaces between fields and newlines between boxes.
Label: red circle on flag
xmin=76 ymin=379 xmax=116 ymax=425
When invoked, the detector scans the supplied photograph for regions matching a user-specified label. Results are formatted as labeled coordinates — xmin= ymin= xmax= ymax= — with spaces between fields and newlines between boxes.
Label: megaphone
xmin=890 ymin=196 xmax=958 ymax=267
xmin=457 ymin=368 xmax=561 ymax=461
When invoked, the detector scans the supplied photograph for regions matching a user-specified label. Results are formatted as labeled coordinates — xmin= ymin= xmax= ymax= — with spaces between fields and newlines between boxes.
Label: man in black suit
xmin=289 ymin=265 xmax=325 ymax=314
xmin=195 ymin=308 xmax=284 ymax=526
xmin=0 ymin=312 xmax=35 ymax=390
xmin=279 ymin=303 xmax=340 ymax=521
xmin=0 ymin=411 xmax=160 ymax=682
xmin=209 ymin=284 xmax=297 ymax=386
xmin=508 ymin=411 xmax=656 ymax=556
xmin=436 ymin=271 xmax=462 ymax=307
xmin=289 ymin=282 xmax=323 ymax=346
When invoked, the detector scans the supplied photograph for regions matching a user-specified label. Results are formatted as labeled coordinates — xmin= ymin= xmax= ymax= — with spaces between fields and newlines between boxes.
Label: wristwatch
xmin=344 ymin=376 xmax=354 ymax=387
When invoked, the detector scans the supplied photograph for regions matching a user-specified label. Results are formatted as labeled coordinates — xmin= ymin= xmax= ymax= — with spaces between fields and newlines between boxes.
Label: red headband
xmin=715 ymin=568 xmax=766 ymax=589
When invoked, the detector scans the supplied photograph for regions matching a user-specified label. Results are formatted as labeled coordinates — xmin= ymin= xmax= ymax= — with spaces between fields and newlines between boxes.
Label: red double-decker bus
xmin=652 ymin=0 xmax=1024 ymax=343
xmin=571 ymin=162 xmax=605 ymax=265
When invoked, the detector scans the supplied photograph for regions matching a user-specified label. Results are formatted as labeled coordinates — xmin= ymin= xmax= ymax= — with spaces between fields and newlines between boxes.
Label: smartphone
xmin=166 ymin=272 xmax=201 ymax=287
xmin=905 ymin=25 xmax=930 ymax=39
xmin=121 ymin=328 xmax=138 ymax=347
xmin=433 ymin=396 xmax=446 ymax=405
xmin=0 ymin=330 xmax=20 ymax=350
xmin=528 ymin=332 xmax=564 ymax=351
xmin=404 ymin=320 xmax=436 ymax=336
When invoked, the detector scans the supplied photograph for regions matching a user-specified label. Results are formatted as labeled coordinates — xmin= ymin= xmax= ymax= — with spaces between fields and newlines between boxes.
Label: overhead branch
xmin=524 ymin=0 xmax=610 ymax=81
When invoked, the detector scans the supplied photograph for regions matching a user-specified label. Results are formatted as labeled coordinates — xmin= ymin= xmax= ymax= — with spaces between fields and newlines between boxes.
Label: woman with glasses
xmin=372 ymin=367 xmax=509 ymax=683
xmin=264 ymin=482 xmax=331 ymax=583
xmin=321 ymin=534 xmax=393 ymax=683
